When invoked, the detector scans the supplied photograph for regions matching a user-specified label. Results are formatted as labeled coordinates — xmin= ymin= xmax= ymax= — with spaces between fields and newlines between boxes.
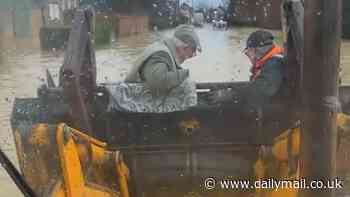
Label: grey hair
xmin=173 ymin=37 xmax=188 ymax=48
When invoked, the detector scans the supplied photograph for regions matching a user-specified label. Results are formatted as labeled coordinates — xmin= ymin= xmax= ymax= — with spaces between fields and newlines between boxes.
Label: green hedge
xmin=343 ymin=0 xmax=350 ymax=38
xmin=95 ymin=15 xmax=114 ymax=46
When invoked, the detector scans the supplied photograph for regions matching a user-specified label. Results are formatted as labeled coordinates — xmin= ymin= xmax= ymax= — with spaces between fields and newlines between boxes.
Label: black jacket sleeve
xmin=239 ymin=57 xmax=285 ymax=108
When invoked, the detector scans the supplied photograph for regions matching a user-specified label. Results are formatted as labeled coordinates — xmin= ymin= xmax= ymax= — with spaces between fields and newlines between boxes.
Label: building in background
xmin=178 ymin=2 xmax=192 ymax=25
xmin=148 ymin=0 xmax=178 ymax=29
xmin=0 ymin=0 xmax=81 ymax=49
xmin=0 ymin=0 xmax=43 ymax=48
xmin=228 ymin=0 xmax=282 ymax=29
xmin=44 ymin=0 xmax=80 ymax=25
xmin=228 ymin=0 xmax=350 ymax=32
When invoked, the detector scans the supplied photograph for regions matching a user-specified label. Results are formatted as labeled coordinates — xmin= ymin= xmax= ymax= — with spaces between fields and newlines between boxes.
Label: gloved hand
xmin=206 ymin=89 xmax=238 ymax=105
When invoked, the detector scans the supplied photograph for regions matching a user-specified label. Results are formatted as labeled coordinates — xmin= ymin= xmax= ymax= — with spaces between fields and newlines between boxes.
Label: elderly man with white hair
xmin=125 ymin=25 xmax=201 ymax=93
xmin=107 ymin=25 xmax=202 ymax=113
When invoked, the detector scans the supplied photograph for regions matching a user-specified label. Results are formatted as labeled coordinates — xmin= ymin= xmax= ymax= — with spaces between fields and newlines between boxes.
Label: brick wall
xmin=0 ymin=8 xmax=42 ymax=49
xmin=256 ymin=0 xmax=282 ymax=29
xmin=30 ymin=9 xmax=43 ymax=47
xmin=116 ymin=15 xmax=149 ymax=37
xmin=0 ymin=10 xmax=14 ymax=38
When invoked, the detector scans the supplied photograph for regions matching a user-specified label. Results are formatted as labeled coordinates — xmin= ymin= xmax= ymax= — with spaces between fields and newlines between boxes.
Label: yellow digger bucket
xmin=11 ymin=109 xmax=350 ymax=197
xmin=13 ymin=123 xmax=130 ymax=197
xmin=254 ymin=113 xmax=350 ymax=197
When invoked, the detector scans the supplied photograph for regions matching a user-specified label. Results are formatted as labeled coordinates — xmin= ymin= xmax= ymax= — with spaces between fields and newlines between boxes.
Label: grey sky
xmin=179 ymin=0 xmax=229 ymax=8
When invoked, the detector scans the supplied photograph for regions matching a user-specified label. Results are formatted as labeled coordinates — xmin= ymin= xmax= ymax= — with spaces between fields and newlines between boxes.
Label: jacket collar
xmin=250 ymin=44 xmax=284 ymax=81
xmin=163 ymin=37 xmax=182 ymax=67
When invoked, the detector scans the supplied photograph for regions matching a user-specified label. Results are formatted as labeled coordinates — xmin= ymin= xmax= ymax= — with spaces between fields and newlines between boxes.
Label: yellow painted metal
xmin=272 ymin=127 xmax=300 ymax=162
xmin=91 ymin=144 xmax=108 ymax=164
xmin=13 ymin=129 xmax=25 ymax=178
xmin=49 ymin=181 xmax=66 ymax=197
xmin=56 ymin=123 xmax=86 ymax=196
xmin=269 ymin=188 xmax=298 ymax=197
xmin=254 ymin=126 xmax=300 ymax=197
xmin=53 ymin=123 xmax=132 ymax=197
xmin=16 ymin=124 xmax=54 ymax=193
xmin=29 ymin=124 xmax=51 ymax=147
xmin=68 ymin=126 xmax=107 ymax=147
xmin=14 ymin=112 xmax=350 ymax=197
xmin=115 ymin=152 xmax=130 ymax=197
xmin=69 ymin=125 xmax=130 ymax=197
xmin=337 ymin=113 xmax=350 ymax=132
xmin=255 ymin=113 xmax=350 ymax=197
xmin=253 ymin=158 xmax=266 ymax=197
xmin=179 ymin=118 xmax=200 ymax=136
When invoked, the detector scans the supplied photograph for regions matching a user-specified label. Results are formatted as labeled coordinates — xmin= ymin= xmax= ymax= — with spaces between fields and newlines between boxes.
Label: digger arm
xmin=59 ymin=7 xmax=97 ymax=135
xmin=53 ymin=123 xmax=130 ymax=197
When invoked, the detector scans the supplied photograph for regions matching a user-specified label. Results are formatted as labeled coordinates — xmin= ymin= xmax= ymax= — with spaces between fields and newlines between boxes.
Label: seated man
xmin=124 ymin=25 xmax=201 ymax=94
xmin=208 ymin=30 xmax=286 ymax=113
xmin=106 ymin=25 xmax=202 ymax=113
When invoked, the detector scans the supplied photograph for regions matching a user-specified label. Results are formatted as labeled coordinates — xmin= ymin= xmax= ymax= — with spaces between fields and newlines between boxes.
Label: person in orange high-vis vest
xmin=208 ymin=30 xmax=287 ymax=112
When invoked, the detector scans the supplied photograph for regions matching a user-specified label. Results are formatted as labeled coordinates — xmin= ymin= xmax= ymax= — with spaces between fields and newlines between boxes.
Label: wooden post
xmin=301 ymin=0 xmax=342 ymax=197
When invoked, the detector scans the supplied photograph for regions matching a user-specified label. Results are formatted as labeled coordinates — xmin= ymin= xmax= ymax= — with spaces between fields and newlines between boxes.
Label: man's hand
xmin=206 ymin=89 xmax=238 ymax=105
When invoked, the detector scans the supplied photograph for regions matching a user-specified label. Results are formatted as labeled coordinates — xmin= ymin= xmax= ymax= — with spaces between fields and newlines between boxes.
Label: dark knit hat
xmin=245 ymin=30 xmax=274 ymax=49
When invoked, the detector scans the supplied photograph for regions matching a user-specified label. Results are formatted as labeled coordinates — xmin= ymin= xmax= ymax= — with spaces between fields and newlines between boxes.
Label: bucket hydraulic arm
xmin=57 ymin=6 xmax=97 ymax=135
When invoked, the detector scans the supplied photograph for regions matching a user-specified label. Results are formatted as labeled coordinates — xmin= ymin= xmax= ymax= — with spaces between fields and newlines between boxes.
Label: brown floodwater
xmin=0 ymin=24 xmax=349 ymax=196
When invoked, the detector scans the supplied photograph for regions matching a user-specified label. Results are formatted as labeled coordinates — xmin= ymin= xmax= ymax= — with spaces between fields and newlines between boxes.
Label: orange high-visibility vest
xmin=250 ymin=45 xmax=284 ymax=81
